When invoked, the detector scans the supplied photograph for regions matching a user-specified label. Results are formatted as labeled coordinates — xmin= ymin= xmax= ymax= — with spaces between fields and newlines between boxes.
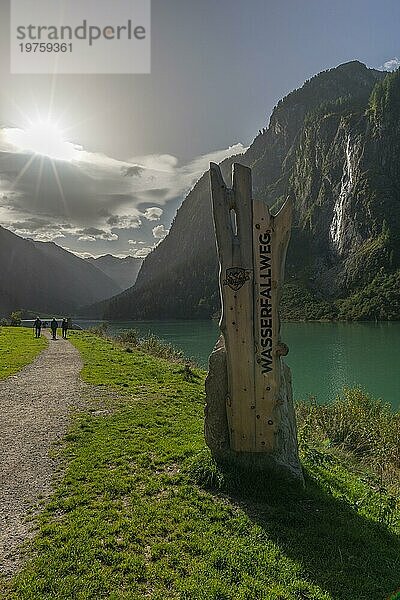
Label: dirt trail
xmin=0 ymin=331 xmax=84 ymax=577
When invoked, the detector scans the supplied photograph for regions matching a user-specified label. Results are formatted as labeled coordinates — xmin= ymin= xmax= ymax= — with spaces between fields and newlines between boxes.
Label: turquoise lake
xmin=76 ymin=320 xmax=400 ymax=410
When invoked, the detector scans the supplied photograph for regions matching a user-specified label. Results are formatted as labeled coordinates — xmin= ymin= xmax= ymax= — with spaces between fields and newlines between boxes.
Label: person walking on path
xmin=50 ymin=318 xmax=58 ymax=340
xmin=33 ymin=317 xmax=42 ymax=338
xmin=61 ymin=318 xmax=68 ymax=339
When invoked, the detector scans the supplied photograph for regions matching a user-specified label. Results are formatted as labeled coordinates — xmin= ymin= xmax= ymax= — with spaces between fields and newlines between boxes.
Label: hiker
xmin=33 ymin=317 xmax=42 ymax=338
xmin=62 ymin=318 xmax=68 ymax=339
xmin=50 ymin=318 xmax=58 ymax=340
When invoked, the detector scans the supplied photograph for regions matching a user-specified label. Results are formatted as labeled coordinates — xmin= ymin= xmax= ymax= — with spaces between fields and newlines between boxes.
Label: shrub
xmin=10 ymin=310 xmax=23 ymax=326
xmin=138 ymin=334 xmax=184 ymax=362
xmin=116 ymin=329 xmax=139 ymax=345
xmin=87 ymin=327 xmax=190 ymax=365
xmin=296 ymin=388 xmax=400 ymax=484
xmin=88 ymin=322 xmax=109 ymax=337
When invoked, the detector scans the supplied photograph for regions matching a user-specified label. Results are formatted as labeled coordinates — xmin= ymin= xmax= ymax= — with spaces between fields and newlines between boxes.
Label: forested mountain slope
xmin=94 ymin=62 xmax=400 ymax=321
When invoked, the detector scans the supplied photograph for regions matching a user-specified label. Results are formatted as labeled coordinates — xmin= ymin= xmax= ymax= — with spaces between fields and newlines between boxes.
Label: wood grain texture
xmin=210 ymin=161 xmax=292 ymax=453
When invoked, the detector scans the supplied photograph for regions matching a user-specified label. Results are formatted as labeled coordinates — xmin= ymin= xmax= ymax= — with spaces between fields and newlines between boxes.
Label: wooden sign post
xmin=205 ymin=162 xmax=303 ymax=481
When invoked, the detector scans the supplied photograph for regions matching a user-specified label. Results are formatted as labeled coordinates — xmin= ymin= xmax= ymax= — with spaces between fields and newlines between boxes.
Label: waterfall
xmin=330 ymin=135 xmax=354 ymax=253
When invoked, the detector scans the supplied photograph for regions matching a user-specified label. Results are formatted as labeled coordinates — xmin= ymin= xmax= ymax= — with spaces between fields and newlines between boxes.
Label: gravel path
xmin=0 ymin=332 xmax=84 ymax=577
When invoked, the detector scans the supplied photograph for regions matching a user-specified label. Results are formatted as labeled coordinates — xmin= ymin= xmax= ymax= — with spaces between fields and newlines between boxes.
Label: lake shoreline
xmin=66 ymin=319 xmax=400 ymax=410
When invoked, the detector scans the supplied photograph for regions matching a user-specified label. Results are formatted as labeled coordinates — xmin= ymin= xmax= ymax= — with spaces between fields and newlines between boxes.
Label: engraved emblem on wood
xmin=223 ymin=267 xmax=251 ymax=291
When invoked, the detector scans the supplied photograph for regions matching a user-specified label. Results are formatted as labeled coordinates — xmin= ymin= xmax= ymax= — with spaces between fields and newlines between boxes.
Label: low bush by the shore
xmin=297 ymin=389 xmax=400 ymax=490
xmin=88 ymin=324 xmax=188 ymax=364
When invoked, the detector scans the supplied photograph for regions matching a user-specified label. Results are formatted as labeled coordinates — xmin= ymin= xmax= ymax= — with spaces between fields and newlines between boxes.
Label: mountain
xmin=86 ymin=255 xmax=142 ymax=291
xmin=95 ymin=61 xmax=400 ymax=321
xmin=0 ymin=226 xmax=122 ymax=316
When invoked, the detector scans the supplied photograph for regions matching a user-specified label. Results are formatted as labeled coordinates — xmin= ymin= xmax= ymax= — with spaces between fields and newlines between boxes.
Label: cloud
xmin=13 ymin=229 xmax=65 ymax=242
xmin=77 ymin=227 xmax=119 ymax=241
xmin=3 ymin=126 xmax=82 ymax=162
xmin=122 ymin=165 xmax=144 ymax=177
xmin=30 ymin=231 xmax=66 ymax=242
xmin=0 ymin=125 xmax=245 ymax=255
xmin=180 ymin=144 xmax=246 ymax=180
xmin=70 ymin=250 xmax=96 ymax=259
xmin=7 ymin=217 xmax=68 ymax=242
xmin=382 ymin=57 xmax=400 ymax=72
xmin=144 ymin=207 xmax=163 ymax=221
xmin=128 ymin=143 xmax=247 ymax=205
xmin=140 ymin=189 xmax=169 ymax=199
xmin=152 ymin=224 xmax=169 ymax=239
xmin=106 ymin=215 xmax=142 ymax=229
xmin=128 ymin=239 xmax=146 ymax=245
xmin=132 ymin=154 xmax=179 ymax=171
xmin=132 ymin=247 xmax=153 ymax=258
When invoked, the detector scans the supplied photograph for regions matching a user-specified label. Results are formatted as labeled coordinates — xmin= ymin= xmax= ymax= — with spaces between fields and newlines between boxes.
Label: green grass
xmin=0 ymin=326 xmax=47 ymax=379
xmin=4 ymin=331 xmax=400 ymax=600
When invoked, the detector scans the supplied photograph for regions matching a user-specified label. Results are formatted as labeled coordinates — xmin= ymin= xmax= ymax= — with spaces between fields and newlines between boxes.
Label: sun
xmin=23 ymin=120 xmax=72 ymax=160
xmin=5 ymin=119 xmax=79 ymax=162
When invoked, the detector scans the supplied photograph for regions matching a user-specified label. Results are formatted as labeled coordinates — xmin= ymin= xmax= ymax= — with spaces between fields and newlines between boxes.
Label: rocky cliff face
xmin=100 ymin=61 xmax=400 ymax=322
xmin=285 ymin=70 xmax=400 ymax=319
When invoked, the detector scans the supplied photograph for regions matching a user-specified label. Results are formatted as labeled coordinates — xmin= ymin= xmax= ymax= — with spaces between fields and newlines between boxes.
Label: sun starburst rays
xmin=4 ymin=114 xmax=81 ymax=215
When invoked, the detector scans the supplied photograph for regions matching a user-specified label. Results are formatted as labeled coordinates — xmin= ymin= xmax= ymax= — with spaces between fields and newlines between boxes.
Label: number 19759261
xmin=19 ymin=42 xmax=73 ymax=53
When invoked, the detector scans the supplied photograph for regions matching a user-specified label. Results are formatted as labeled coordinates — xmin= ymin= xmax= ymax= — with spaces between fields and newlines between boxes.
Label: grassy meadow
xmin=0 ymin=326 xmax=47 ymax=379
xmin=2 ymin=330 xmax=400 ymax=600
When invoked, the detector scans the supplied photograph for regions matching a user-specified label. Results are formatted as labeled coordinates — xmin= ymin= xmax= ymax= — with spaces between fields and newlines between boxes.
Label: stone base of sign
xmin=205 ymin=336 xmax=304 ymax=483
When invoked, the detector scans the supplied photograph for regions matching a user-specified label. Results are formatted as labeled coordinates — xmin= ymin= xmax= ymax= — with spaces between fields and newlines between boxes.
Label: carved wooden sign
xmin=206 ymin=162 xmax=302 ymax=480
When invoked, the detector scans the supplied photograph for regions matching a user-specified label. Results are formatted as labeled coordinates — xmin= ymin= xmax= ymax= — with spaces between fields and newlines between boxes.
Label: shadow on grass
xmin=191 ymin=457 xmax=400 ymax=600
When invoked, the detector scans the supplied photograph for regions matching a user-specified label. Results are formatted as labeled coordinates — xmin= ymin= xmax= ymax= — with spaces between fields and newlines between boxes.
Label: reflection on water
xmin=76 ymin=319 xmax=400 ymax=410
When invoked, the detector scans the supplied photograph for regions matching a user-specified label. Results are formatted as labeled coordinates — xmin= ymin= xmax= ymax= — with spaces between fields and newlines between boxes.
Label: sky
xmin=0 ymin=0 xmax=400 ymax=258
